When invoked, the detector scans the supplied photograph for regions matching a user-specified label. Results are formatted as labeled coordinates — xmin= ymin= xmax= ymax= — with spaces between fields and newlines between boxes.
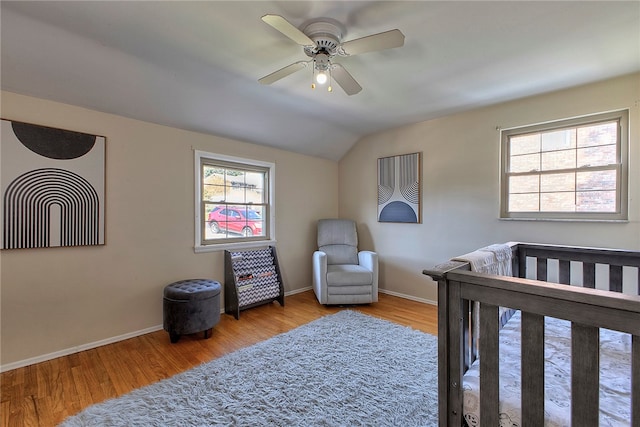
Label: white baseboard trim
xmin=0 ymin=324 xmax=164 ymax=373
xmin=378 ymin=288 xmax=437 ymax=306
xmin=285 ymin=286 xmax=312 ymax=296
xmin=2 ymin=287 xmax=433 ymax=372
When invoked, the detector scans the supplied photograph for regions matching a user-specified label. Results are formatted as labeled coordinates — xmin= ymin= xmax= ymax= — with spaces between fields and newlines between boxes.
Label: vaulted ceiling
xmin=2 ymin=1 xmax=639 ymax=160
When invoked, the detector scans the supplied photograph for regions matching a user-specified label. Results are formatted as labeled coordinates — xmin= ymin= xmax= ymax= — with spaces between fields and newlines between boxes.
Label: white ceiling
xmin=2 ymin=1 xmax=639 ymax=161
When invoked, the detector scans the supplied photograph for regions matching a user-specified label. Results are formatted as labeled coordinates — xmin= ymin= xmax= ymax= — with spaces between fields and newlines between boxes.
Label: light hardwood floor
xmin=1 ymin=290 xmax=438 ymax=426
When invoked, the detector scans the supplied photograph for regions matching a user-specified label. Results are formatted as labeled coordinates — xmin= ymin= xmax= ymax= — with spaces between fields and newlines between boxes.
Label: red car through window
xmin=208 ymin=206 xmax=263 ymax=237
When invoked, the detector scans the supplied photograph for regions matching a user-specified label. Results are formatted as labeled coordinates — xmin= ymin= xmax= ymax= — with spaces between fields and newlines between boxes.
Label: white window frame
xmin=500 ymin=110 xmax=629 ymax=221
xmin=194 ymin=150 xmax=275 ymax=252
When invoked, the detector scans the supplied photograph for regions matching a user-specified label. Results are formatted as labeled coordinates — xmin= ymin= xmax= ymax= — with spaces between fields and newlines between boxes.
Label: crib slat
xmin=437 ymin=277 xmax=450 ymax=427
xmin=518 ymin=253 xmax=528 ymax=279
xmin=583 ymin=262 xmax=596 ymax=288
xmin=537 ymin=257 xmax=548 ymax=281
xmin=633 ymin=335 xmax=640 ymax=427
xmin=571 ymin=323 xmax=599 ymax=425
xmin=521 ymin=312 xmax=545 ymax=425
xmin=559 ymin=259 xmax=571 ymax=285
xmin=610 ymin=264 xmax=623 ymax=292
xmin=479 ymin=303 xmax=499 ymax=426
xmin=446 ymin=280 xmax=464 ymax=427
xmin=466 ymin=300 xmax=474 ymax=369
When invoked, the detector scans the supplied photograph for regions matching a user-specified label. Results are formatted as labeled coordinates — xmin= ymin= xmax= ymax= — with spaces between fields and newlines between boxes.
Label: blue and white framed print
xmin=377 ymin=152 xmax=421 ymax=223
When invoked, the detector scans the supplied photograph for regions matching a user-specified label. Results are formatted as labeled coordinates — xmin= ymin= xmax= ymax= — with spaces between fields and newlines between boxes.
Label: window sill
xmin=194 ymin=239 xmax=277 ymax=253
xmin=499 ymin=217 xmax=629 ymax=223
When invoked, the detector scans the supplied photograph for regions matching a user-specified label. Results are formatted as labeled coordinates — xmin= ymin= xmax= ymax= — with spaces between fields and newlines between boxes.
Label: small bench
xmin=163 ymin=279 xmax=221 ymax=343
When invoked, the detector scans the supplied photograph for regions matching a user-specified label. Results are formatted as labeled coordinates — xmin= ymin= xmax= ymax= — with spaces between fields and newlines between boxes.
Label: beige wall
xmin=339 ymin=73 xmax=640 ymax=304
xmin=0 ymin=91 xmax=338 ymax=367
xmin=3 ymin=73 xmax=639 ymax=368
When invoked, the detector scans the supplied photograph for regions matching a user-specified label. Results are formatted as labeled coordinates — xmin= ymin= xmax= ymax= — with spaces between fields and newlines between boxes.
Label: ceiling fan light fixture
xmin=313 ymin=52 xmax=331 ymax=86
xmin=316 ymin=71 xmax=328 ymax=85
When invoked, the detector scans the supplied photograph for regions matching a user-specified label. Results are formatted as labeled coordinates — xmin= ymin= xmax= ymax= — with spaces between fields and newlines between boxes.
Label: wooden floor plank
xmin=1 ymin=290 xmax=437 ymax=426
xmin=1 ymin=400 xmax=10 ymax=427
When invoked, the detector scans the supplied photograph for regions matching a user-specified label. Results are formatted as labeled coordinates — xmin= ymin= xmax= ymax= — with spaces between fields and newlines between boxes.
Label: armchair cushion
xmin=326 ymin=264 xmax=373 ymax=286
xmin=317 ymin=219 xmax=358 ymax=264
xmin=321 ymin=245 xmax=358 ymax=265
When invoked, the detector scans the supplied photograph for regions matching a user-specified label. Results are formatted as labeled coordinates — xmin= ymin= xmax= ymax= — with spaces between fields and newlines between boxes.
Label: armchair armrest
xmin=358 ymin=251 xmax=379 ymax=302
xmin=312 ymin=250 xmax=328 ymax=303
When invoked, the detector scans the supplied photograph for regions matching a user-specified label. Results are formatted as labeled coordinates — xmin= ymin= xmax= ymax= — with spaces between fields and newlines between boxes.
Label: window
xmin=500 ymin=110 xmax=628 ymax=221
xmin=194 ymin=151 xmax=275 ymax=251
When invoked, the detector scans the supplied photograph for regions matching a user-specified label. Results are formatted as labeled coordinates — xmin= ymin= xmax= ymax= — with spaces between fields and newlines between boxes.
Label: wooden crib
xmin=423 ymin=242 xmax=640 ymax=426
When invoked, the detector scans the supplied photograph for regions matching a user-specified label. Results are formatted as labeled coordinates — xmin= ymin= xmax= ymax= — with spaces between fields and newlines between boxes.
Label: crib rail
xmin=515 ymin=243 xmax=640 ymax=292
xmin=424 ymin=242 xmax=640 ymax=427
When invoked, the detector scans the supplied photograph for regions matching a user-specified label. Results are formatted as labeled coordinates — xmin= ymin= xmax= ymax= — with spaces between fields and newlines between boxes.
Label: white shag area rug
xmin=60 ymin=310 xmax=438 ymax=426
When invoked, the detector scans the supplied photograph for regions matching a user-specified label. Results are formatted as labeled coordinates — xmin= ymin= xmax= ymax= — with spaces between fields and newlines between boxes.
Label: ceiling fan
xmin=258 ymin=14 xmax=405 ymax=96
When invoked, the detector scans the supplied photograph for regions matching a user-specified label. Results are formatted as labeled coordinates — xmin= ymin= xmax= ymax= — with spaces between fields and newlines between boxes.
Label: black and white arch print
xmin=377 ymin=152 xmax=421 ymax=223
xmin=1 ymin=120 xmax=105 ymax=249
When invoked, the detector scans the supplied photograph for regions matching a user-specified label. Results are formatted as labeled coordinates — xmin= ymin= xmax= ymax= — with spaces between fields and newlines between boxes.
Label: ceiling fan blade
xmin=331 ymin=64 xmax=362 ymax=96
xmin=261 ymin=14 xmax=315 ymax=46
xmin=340 ymin=29 xmax=405 ymax=56
xmin=258 ymin=61 xmax=310 ymax=85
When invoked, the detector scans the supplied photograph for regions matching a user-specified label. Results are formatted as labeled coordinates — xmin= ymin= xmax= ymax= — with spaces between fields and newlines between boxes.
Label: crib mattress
xmin=462 ymin=311 xmax=632 ymax=427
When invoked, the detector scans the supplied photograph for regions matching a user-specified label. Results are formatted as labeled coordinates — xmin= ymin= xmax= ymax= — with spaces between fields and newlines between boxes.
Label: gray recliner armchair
xmin=312 ymin=219 xmax=378 ymax=305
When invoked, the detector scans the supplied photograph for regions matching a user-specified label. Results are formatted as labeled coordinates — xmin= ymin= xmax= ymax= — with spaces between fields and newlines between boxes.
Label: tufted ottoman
xmin=163 ymin=279 xmax=221 ymax=343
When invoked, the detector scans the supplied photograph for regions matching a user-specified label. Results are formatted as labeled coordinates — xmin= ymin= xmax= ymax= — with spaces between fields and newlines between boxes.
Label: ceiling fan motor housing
xmin=302 ymin=19 xmax=344 ymax=57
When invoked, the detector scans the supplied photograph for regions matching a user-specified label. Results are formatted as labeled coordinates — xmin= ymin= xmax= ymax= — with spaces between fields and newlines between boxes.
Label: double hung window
xmin=500 ymin=110 xmax=628 ymax=221
xmin=195 ymin=151 xmax=274 ymax=251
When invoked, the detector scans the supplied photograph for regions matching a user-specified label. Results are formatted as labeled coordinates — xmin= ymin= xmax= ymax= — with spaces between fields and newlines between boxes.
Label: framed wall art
xmin=1 ymin=119 xmax=105 ymax=249
xmin=377 ymin=152 xmax=421 ymax=223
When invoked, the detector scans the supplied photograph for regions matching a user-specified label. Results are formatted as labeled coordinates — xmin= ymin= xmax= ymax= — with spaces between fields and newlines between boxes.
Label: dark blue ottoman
xmin=163 ymin=279 xmax=221 ymax=343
